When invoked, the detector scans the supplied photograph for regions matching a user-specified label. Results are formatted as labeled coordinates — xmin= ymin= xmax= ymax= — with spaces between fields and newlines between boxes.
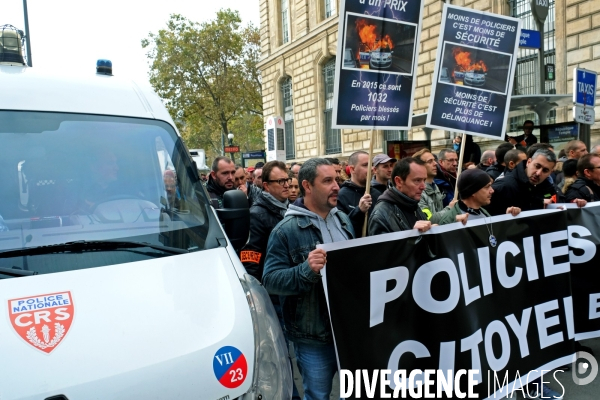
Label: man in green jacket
xmin=414 ymin=148 xmax=455 ymax=223
xmin=438 ymin=168 xmax=521 ymax=226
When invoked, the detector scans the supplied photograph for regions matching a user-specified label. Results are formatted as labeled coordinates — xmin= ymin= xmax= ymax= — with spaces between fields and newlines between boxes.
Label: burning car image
xmin=369 ymin=47 xmax=393 ymax=69
xmin=464 ymin=68 xmax=486 ymax=87
xmin=343 ymin=14 xmax=416 ymax=74
xmin=440 ymin=43 xmax=511 ymax=93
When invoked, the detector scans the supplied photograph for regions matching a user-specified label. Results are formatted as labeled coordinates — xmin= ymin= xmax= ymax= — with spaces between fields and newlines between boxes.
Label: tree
xmin=142 ymin=10 xmax=263 ymax=159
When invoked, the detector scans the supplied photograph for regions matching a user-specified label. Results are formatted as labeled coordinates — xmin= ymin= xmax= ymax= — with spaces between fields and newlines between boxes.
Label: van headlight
xmin=239 ymin=274 xmax=293 ymax=400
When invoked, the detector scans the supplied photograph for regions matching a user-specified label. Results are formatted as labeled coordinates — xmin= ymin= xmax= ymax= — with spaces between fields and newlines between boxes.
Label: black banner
xmin=320 ymin=206 xmax=600 ymax=399
xmin=563 ymin=204 xmax=600 ymax=338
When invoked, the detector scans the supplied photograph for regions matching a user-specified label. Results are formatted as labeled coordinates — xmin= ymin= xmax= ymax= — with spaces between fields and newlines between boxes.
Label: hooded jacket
xmin=368 ymin=188 xmax=428 ymax=235
xmin=370 ymin=178 xmax=389 ymax=194
xmin=485 ymin=162 xmax=505 ymax=181
xmin=565 ymin=177 xmax=600 ymax=202
xmin=262 ymin=200 xmax=354 ymax=344
xmin=337 ymin=180 xmax=382 ymax=235
xmin=488 ymin=160 xmax=556 ymax=216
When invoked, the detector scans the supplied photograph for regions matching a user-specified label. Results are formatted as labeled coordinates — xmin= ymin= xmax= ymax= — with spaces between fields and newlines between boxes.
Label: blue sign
xmin=519 ymin=29 xmax=541 ymax=49
xmin=547 ymin=123 xmax=578 ymax=143
xmin=242 ymin=151 xmax=265 ymax=159
xmin=574 ymin=68 xmax=597 ymax=107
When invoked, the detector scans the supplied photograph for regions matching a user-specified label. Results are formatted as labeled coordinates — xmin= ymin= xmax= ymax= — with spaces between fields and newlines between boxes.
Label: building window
xmin=323 ymin=59 xmax=341 ymax=154
xmin=384 ymin=131 xmax=408 ymax=141
xmin=281 ymin=0 xmax=290 ymax=44
xmin=509 ymin=0 xmax=555 ymax=130
xmin=281 ymin=77 xmax=295 ymax=160
xmin=325 ymin=0 xmax=337 ymax=18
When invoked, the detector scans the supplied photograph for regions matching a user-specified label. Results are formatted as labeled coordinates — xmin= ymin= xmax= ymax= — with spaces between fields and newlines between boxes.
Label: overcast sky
xmin=3 ymin=0 xmax=260 ymax=84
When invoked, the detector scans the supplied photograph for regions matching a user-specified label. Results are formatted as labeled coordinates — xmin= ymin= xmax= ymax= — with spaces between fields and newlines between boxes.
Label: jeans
xmin=293 ymin=341 xmax=338 ymax=400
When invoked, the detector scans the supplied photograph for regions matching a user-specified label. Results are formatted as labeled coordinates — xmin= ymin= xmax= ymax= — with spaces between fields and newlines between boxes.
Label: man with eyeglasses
xmin=565 ymin=153 xmax=600 ymax=202
xmin=240 ymin=160 xmax=302 ymax=400
xmin=414 ymin=148 xmax=454 ymax=223
xmin=435 ymin=148 xmax=459 ymax=207
xmin=240 ymin=160 xmax=290 ymax=282
xmin=488 ymin=149 xmax=587 ymax=216
xmin=506 ymin=120 xmax=538 ymax=149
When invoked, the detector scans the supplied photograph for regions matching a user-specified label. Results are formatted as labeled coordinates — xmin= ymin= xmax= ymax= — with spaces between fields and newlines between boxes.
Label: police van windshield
xmin=0 ymin=111 xmax=219 ymax=275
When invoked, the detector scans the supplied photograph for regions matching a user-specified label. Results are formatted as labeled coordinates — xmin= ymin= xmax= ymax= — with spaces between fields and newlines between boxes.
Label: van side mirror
xmin=216 ymin=190 xmax=250 ymax=251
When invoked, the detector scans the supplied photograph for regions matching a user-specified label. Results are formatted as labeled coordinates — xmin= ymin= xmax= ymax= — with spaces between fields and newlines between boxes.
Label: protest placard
xmin=332 ymin=0 xmax=424 ymax=129
xmin=426 ymin=5 xmax=521 ymax=140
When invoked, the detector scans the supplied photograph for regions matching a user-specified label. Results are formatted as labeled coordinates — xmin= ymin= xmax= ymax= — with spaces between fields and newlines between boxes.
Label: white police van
xmin=0 ymin=27 xmax=291 ymax=400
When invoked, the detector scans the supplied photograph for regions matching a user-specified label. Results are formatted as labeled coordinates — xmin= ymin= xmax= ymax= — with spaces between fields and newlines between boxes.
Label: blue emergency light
xmin=96 ymin=59 xmax=113 ymax=75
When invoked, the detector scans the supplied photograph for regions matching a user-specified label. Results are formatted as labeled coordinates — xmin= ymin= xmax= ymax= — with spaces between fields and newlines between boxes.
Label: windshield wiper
xmin=0 ymin=266 xmax=38 ymax=277
xmin=0 ymin=240 xmax=189 ymax=259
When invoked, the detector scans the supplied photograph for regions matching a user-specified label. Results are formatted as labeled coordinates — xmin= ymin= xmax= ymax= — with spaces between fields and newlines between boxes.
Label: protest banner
xmin=332 ymin=0 xmax=424 ymax=129
xmin=319 ymin=205 xmax=600 ymax=399
xmin=426 ymin=5 xmax=521 ymax=140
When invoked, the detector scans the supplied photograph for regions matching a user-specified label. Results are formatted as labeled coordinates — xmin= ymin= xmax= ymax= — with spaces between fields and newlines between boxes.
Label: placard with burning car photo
xmin=332 ymin=0 xmax=424 ymax=130
xmin=427 ymin=4 xmax=521 ymax=140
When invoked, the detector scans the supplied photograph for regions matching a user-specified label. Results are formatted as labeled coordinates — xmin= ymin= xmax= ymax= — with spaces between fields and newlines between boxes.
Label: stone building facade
xmin=257 ymin=0 xmax=600 ymax=161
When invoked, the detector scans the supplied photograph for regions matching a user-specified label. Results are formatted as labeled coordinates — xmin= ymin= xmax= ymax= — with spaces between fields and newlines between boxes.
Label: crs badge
xmin=8 ymin=291 xmax=74 ymax=354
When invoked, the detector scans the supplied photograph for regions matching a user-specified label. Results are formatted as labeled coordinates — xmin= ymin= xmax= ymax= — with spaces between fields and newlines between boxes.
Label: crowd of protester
xmin=203 ymin=129 xmax=599 ymax=400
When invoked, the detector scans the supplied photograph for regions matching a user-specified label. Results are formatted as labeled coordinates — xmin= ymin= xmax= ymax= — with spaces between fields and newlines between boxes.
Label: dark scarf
xmin=380 ymin=187 xmax=421 ymax=227
xmin=206 ymin=176 xmax=227 ymax=197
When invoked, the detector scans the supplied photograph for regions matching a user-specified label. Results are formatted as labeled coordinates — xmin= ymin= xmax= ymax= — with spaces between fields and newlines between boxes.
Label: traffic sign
xmin=224 ymin=146 xmax=240 ymax=153
xmin=531 ymin=0 xmax=549 ymax=24
xmin=574 ymin=105 xmax=595 ymax=125
xmin=573 ymin=68 xmax=597 ymax=107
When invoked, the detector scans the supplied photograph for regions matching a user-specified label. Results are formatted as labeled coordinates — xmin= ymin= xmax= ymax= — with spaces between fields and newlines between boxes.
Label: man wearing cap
xmin=371 ymin=153 xmax=396 ymax=193
xmin=337 ymin=151 xmax=381 ymax=235
xmin=437 ymin=168 xmax=521 ymax=225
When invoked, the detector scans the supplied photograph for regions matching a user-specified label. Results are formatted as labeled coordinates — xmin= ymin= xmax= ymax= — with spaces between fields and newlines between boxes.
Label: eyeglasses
xmin=266 ymin=178 xmax=292 ymax=186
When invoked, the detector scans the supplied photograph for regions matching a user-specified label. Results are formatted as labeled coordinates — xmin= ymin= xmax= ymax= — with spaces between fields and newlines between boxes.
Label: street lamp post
xmin=228 ymin=132 xmax=235 ymax=163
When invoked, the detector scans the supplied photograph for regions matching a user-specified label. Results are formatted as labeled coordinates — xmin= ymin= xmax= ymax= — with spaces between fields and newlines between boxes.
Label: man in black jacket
xmin=240 ymin=160 xmax=290 ymax=281
xmin=206 ymin=156 xmax=236 ymax=208
xmin=368 ymin=157 xmax=432 ymax=235
xmin=337 ymin=151 xmax=381 ymax=236
xmin=487 ymin=149 xmax=558 ymax=215
xmin=486 ymin=143 xmax=514 ymax=180
xmin=565 ymin=153 xmax=600 ymax=202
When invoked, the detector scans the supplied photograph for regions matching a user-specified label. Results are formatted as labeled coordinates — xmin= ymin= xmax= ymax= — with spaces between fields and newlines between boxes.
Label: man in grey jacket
xmin=263 ymin=158 xmax=355 ymax=400
xmin=414 ymin=148 xmax=454 ymax=223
